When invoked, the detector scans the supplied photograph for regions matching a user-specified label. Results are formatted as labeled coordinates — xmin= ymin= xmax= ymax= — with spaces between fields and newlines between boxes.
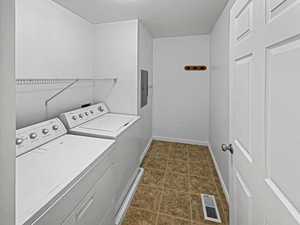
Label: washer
xmin=16 ymin=118 xmax=116 ymax=225
xmin=60 ymin=103 xmax=143 ymax=225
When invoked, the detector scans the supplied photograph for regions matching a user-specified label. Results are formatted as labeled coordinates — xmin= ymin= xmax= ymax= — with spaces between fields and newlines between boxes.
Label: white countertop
xmin=16 ymin=134 xmax=115 ymax=225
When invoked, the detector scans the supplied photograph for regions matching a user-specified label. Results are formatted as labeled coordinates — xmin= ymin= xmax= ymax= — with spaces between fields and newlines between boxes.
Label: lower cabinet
xmin=113 ymin=121 xmax=141 ymax=213
xmin=31 ymin=148 xmax=116 ymax=225
xmin=61 ymin=167 xmax=116 ymax=225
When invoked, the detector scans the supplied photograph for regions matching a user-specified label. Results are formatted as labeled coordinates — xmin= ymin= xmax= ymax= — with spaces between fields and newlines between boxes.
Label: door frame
xmin=228 ymin=0 xmax=241 ymax=223
xmin=228 ymin=6 xmax=235 ymax=223
xmin=0 ymin=0 xmax=16 ymax=224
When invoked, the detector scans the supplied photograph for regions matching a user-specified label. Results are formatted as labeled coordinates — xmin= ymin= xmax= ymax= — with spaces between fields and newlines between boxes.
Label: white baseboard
xmin=208 ymin=143 xmax=230 ymax=204
xmin=153 ymin=136 xmax=208 ymax=146
xmin=140 ymin=137 xmax=153 ymax=164
xmin=115 ymin=168 xmax=144 ymax=225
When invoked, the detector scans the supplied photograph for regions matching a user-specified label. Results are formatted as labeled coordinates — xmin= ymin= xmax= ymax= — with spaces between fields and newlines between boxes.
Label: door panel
xmin=233 ymin=55 xmax=252 ymax=154
xmin=263 ymin=0 xmax=300 ymax=223
xmin=230 ymin=0 xmax=300 ymax=224
xmin=265 ymin=1 xmax=300 ymax=44
xmin=266 ymin=37 xmax=300 ymax=212
xmin=235 ymin=0 xmax=253 ymax=42
xmin=267 ymin=0 xmax=298 ymax=21
xmin=233 ymin=169 xmax=252 ymax=225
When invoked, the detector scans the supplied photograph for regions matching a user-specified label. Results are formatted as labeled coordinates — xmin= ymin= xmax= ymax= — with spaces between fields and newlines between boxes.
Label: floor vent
xmin=200 ymin=194 xmax=222 ymax=223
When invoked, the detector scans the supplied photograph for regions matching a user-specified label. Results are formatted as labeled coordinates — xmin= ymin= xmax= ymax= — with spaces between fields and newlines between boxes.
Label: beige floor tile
xmin=169 ymin=148 xmax=188 ymax=161
xmin=188 ymin=145 xmax=209 ymax=151
xmin=141 ymin=153 xmax=152 ymax=167
xmin=131 ymin=185 xmax=162 ymax=212
xmin=143 ymin=156 xmax=168 ymax=171
xmin=124 ymin=141 xmax=229 ymax=225
xmin=188 ymin=150 xmax=209 ymax=162
xmin=164 ymin=171 xmax=189 ymax=192
xmin=172 ymin=143 xmax=190 ymax=150
xmin=211 ymin=168 xmax=219 ymax=180
xmin=151 ymin=146 xmax=170 ymax=159
xmin=142 ymin=168 xmax=166 ymax=188
xmin=157 ymin=214 xmax=191 ymax=225
xmin=189 ymin=161 xmax=213 ymax=178
xmin=221 ymin=205 xmax=230 ymax=225
xmin=146 ymin=148 xmax=159 ymax=158
xmin=214 ymin=179 xmax=227 ymax=201
xmin=152 ymin=141 xmax=172 ymax=149
xmin=160 ymin=189 xmax=191 ymax=220
xmin=122 ymin=207 xmax=157 ymax=225
xmin=167 ymin=160 xmax=189 ymax=174
xmin=189 ymin=176 xmax=218 ymax=195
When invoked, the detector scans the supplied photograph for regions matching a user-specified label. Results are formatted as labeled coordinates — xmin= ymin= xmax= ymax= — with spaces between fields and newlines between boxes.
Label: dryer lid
xmin=80 ymin=114 xmax=135 ymax=132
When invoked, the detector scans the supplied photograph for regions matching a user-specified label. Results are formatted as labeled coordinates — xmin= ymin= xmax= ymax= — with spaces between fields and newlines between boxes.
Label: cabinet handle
xmin=76 ymin=196 xmax=94 ymax=221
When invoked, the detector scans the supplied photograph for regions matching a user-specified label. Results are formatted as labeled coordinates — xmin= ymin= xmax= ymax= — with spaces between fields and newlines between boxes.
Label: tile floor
xmin=122 ymin=141 xmax=229 ymax=225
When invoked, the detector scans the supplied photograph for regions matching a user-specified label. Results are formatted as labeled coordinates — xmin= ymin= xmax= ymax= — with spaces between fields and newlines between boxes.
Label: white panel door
xmin=229 ymin=0 xmax=300 ymax=224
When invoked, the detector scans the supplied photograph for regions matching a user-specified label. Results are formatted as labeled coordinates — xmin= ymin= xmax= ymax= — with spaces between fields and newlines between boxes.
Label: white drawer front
xmin=61 ymin=167 xmax=116 ymax=225
xmin=32 ymin=148 xmax=115 ymax=225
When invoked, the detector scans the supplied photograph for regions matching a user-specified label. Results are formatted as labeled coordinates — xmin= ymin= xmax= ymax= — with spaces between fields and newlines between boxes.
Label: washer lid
xmin=16 ymin=134 xmax=115 ymax=225
xmin=80 ymin=114 xmax=136 ymax=132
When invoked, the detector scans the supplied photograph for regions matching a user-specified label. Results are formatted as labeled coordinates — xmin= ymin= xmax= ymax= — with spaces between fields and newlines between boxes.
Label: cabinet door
xmin=62 ymin=166 xmax=116 ymax=225
xmin=114 ymin=129 xmax=140 ymax=201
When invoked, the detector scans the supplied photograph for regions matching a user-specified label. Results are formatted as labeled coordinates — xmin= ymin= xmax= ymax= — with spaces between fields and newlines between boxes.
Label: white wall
xmin=16 ymin=0 xmax=97 ymax=128
xmin=16 ymin=6 xmax=148 ymax=132
xmin=0 ymin=0 xmax=15 ymax=223
xmin=15 ymin=0 xmax=151 ymax=150
xmin=153 ymin=35 xmax=210 ymax=145
xmin=94 ymin=20 xmax=139 ymax=115
xmin=94 ymin=19 xmax=153 ymax=153
xmin=16 ymin=82 xmax=97 ymax=128
xmin=209 ymin=0 xmax=236 ymax=192
xmin=138 ymin=21 xmax=153 ymax=152
xmin=16 ymin=0 xmax=95 ymax=78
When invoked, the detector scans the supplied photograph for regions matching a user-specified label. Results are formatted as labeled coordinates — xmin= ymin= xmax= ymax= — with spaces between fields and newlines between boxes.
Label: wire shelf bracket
xmin=45 ymin=79 xmax=79 ymax=107
xmin=16 ymin=77 xmax=118 ymax=107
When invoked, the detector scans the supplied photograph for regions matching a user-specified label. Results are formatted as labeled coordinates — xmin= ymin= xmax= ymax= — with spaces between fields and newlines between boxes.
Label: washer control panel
xmin=16 ymin=118 xmax=67 ymax=157
xmin=60 ymin=103 xmax=109 ymax=129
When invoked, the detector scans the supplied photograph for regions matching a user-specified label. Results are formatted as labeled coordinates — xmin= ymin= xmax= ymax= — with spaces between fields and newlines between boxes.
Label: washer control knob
xmin=90 ymin=110 xmax=94 ymax=114
xmin=52 ymin=125 xmax=59 ymax=130
xmin=85 ymin=112 xmax=89 ymax=116
xmin=72 ymin=115 xmax=77 ymax=120
xmin=98 ymin=106 xmax=104 ymax=112
xmin=29 ymin=132 xmax=38 ymax=139
xmin=16 ymin=138 xmax=23 ymax=145
xmin=79 ymin=114 xmax=83 ymax=119
xmin=42 ymin=129 xmax=49 ymax=135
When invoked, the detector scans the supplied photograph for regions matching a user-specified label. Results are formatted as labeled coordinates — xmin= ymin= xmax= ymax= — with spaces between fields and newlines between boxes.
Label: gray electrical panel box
xmin=141 ymin=70 xmax=148 ymax=108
